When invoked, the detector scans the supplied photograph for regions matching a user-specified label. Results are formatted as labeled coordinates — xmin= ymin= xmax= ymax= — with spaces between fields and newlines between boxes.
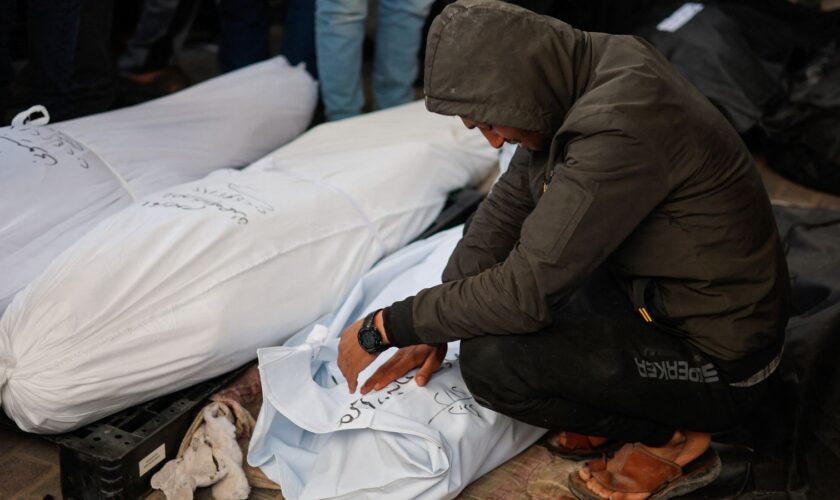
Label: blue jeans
xmin=315 ymin=0 xmax=434 ymax=121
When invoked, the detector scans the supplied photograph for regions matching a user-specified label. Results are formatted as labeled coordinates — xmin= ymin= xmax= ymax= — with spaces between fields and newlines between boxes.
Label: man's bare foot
xmin=577 ymin=430 xmax=711 ymax=499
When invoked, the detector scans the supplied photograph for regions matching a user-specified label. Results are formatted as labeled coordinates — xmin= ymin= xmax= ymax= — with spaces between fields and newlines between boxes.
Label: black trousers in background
xmin=458 ymin=270 xmax=769 ymax=447
xmin=0 ymin=0 xmax=17 ymax=116
xmin=0 ymin=0 xmax=115 ymax=122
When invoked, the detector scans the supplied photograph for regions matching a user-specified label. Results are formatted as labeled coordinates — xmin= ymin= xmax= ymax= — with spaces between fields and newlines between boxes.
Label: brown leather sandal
xmin=567 ymin=443 xmax=721 ymax=499
xmin=544 ymin=431 xmax=622 ymax=460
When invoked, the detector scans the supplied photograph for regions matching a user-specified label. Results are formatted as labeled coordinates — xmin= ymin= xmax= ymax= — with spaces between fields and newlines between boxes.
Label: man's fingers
xmin=357 ymin=345 xmax=446 ymax=394
xmin=337 ymin=344 xmax=355 ymax=393
xmin=415 ymin=347 xmax=445 ymax=386
xmin=360 ymin=350 xmax=416 ymax=394
xmin=362 ymin=351 xmax=411 ymax=394
xmin=344 ymin=364 xmax=358 ymax=394
xmin=338 ymin=349 xmax=360 ymax=394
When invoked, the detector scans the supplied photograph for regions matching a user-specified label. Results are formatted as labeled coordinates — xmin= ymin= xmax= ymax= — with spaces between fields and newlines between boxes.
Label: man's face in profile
xmin=461 ymin=118 xmax=547 ymax=152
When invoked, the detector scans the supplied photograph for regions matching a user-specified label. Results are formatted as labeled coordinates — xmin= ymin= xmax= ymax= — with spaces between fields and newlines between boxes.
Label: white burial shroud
xmin=0 ymin=101 xmax=496 ymax=433
xmin=248 ymin=226 xmax=546 ymax=500
xmin=0 ymin=56 xmax=318 ymax=314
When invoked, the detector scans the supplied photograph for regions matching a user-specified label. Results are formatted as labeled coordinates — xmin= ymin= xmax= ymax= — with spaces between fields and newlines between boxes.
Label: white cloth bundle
xmin=151 ymin=402 xmax=253 ymax=500
xmin=0 ymin=56 xmax=318 ymax=313
xmin=0 ymin=101 xmax=496 ymax=433
xmin=248 ymin=227 xmax=546 ymax=500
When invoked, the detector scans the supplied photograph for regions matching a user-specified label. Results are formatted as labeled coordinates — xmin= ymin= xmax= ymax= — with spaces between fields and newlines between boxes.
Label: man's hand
xmin=337 ymin=317 xmax=378 ymax=393
xmin=360 ymin=343 xmax=447 ymax=395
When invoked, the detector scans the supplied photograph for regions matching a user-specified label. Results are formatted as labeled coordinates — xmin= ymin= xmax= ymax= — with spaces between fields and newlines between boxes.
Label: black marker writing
xmin=338 ymin=375 xmax=415 ymax=426
xmin=194 ymin=183 xmax=275 ymax=215
xmin=0 ymin=128 xmax=90 ymax=168
xmin=428 ymin=385 xmax=482 ymax=424
xmin=142 ymin=183 xmax=277 ymax=225
xmin=143 ymin=192 xmax=250 ymax=224
xmin=0 ymin=135 xmax=59 ymax=166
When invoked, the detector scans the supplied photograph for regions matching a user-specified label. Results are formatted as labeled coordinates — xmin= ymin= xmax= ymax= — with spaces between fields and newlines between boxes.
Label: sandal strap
xmin=554 ymin=431 xmax=593 ymax=450
xmin=585 ymin=455 xmax=608 ymax=473
xmin=591 ymin=443 xmax=682 ymax=494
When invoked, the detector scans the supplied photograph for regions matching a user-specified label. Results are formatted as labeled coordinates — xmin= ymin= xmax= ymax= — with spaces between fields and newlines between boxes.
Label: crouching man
xmin=337 ymin=1 xmax=789 ymax=498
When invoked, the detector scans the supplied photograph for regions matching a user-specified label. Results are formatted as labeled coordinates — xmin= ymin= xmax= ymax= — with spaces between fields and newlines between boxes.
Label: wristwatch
xmin=357 ymin=309 xmax=389 ymax=354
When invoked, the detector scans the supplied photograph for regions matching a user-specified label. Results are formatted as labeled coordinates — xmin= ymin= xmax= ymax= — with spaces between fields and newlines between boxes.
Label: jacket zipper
xmin=543 ymin=167 xmax=554 ymax=193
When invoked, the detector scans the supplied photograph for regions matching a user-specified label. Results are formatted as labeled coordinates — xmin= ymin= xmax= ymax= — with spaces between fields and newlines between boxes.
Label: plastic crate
xmin=42 ymin=364 xmax=250 ymax=500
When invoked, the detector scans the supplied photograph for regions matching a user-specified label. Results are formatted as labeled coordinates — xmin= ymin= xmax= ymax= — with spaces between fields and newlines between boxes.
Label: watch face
xmin=359 ymin=327 xmax=379 ymax=351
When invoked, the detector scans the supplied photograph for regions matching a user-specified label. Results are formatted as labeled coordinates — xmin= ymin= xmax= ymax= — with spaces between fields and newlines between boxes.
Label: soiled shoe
xmin=568 ymin=444 xmax=722 ymax=499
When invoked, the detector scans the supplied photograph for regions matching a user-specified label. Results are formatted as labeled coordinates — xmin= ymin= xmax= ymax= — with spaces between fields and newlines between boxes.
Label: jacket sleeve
xmin=441 ymin=146 xmax=536 ymax=283
xmin=385 ymin=114 xmax=671 ymax=347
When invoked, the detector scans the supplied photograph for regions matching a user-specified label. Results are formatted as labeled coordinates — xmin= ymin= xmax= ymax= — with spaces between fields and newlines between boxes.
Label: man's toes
xmin=586 ymin=477 xmax=609 ymax=499
xmin=578 ymin=465 xmax=592 ymax=481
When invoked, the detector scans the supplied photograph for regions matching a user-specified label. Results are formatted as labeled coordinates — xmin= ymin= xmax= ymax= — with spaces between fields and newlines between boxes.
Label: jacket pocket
xmin=521 ymin=180 xmax=593 ymax=259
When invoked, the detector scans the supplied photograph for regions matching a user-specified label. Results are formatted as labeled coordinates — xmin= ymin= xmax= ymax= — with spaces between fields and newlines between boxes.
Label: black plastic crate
xmin=36 ymin=364 xmax=252 ymax=500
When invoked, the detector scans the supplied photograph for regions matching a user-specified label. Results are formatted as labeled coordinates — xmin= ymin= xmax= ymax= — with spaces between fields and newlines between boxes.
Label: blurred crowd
xmin=0 ymin=0 xmax=438 ymax=124
xmin=0 ymin=0 xmax=659 ymax=125
xmin=1 ymin=0 xmax=838 ymax=193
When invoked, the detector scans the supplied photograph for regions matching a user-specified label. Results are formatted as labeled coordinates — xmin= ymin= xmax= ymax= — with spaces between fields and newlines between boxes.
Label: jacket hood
xmin=423 ymin=0 xmax=592 ymax=137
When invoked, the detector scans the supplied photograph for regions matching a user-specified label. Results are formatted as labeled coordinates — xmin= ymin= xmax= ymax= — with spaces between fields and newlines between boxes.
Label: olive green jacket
xmin=384 ymin=0 xmax=789 ymax=370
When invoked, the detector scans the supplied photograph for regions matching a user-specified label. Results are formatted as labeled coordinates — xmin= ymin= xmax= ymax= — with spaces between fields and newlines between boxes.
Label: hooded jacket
xmin=384 ymin=0 xmax=789 ymax=378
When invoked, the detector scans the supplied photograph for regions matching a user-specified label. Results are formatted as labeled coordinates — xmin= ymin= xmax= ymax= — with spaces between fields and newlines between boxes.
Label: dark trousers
xmin=0 ymin=0 xmax=14 ymax=112
xmin=459 ymin=270 xmax=769 ymax=447
xmin=280 ymin=0 xmax=317 ymax=79
xmin=217 ymin=0 xmax=269 ymax=73
xmin=20 ymin=0 xmax=115 ymax=121
xmin=118 ymin=0 xmax=183 ymax=74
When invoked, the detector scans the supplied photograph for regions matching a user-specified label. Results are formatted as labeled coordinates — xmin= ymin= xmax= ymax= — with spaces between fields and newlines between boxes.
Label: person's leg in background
xmin=25 ymin=0 xmax=82 ymax=121
xmin=71 ymin=0 xmax=117 ymax=119
xmin=118 ymin=0 xmax=182 ymax=75
xmin=281 ymin=0 xmax=318 ymax=79
xmin=315 ymin=0 xmax=366 ymax=121
xmin=116 ymin=0 xmax=198 ymax=105
xmin=217 ymin=0 xmax=269 ymax=73
xmin=25 ymin=0 xmax=115 ymax=122
xmin=0 ymin=0 xmax=15 ymax=118
xmin=373 ymin=0 xmax=435 ymax=110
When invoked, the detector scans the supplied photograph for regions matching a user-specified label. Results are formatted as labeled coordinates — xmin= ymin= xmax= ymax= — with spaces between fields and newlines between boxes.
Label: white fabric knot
xmin=11 ymin=105 xmax=50 ymax=127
